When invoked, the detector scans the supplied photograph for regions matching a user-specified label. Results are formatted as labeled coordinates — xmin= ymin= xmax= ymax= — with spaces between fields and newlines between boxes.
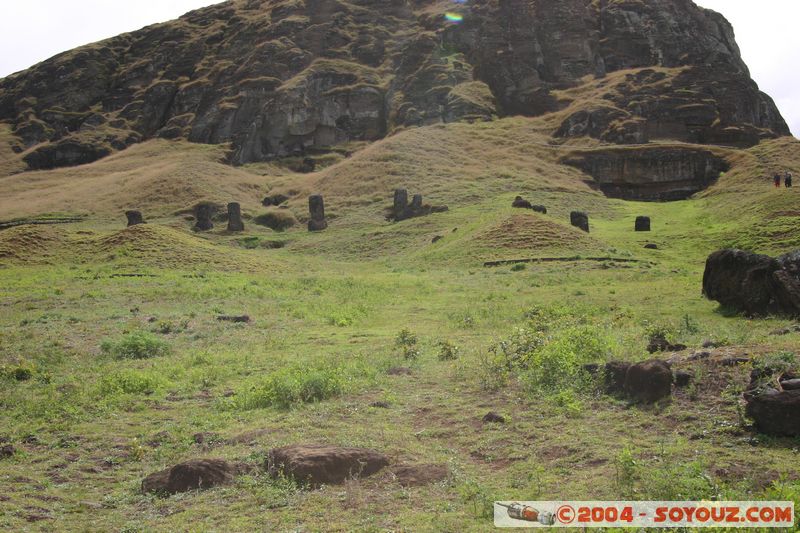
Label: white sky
xmin=0 ymin=0 xmax=797 ymax=135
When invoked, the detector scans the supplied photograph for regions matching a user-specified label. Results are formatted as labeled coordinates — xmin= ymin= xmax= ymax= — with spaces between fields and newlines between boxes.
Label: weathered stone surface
xmin=635 ymin=216 xmax=651 ymax=232
xmin=512 ymin=196 xmax=533 ymax=209
xmin=0 ymin=0 xmax=787 ymax=170
xmin=570 ymin=211 xmax=589 ymax=233
xmin=531 ymin=205 xmax=547 ymax=214
xmin=562 ymin=147 xmax=729 ymax=201
xmin=674 ymin=370 xmax=692 ymax=388
xmin=390 ymin=189 xmax=447 ymax=222
xmin=644 ymin=244 xmax=659 ymax=250
xmin=266 ymin=444 xmax=389 ymax=486
xmin=262 ymin=194 xmax=289 ymax=207
xmin=227 ymin=202 xmax=244 ymax=232
xmin=745 ymin=390 xmax=800 ymax=437
xmin=141 ymin=459 xmax=235 ymax=494
xmin=624 ymin=359 xmax=673 ymax=403
xmin=482 ymin=412 xmax=506 ymax=424
xmin=702 ymin=249 xmax=800 ymax=316
xmin=125 ymin=210 xmax=145 ymax=227
xmin=603 ymin=361 xmax=631 ymax=395
xmin=308 ymin=194 xmax=327 ymax=232
xmin=193 ymin=203 xmax=214 ymax=232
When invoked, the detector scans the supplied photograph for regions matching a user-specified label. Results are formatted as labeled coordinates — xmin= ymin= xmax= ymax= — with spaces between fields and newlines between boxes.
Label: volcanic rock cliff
xmin=0 ymin=0 xmax=790 ymax=173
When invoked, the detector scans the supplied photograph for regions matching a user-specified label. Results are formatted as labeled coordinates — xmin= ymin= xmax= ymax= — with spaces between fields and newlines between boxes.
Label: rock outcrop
xmin=570 ymin=211 xmax=589 ymax=233
xmin=141 ymin=459 xmax=236 ymax=494
xmin=0 ymin=0 xmax=788 ymax=170
xmin=562 ymin=147 xmax=729 ymax=201
xmin=702 ymin=249 xmax=800 ymax=316
xmin=125 ymin=210 xmax=145 ymax=227
xmin=266 ymin=444 xmax=389 ymax=486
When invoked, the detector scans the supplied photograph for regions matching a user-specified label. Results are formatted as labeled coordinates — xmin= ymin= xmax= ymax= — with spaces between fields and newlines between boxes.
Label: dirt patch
xmin=390 ymin=464 xmax=449 ymax=487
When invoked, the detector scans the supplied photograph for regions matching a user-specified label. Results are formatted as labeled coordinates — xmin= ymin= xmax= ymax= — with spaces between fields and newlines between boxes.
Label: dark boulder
xmin=604 ymin=361 xmax=631 ymax=395
xmin=262 ymin=194 xmax=289 ymax=207
xmin=125 ymin=210 xmax=145 ymax=227
xmin=193 ymin=203 xmax=214 ymax=232
xmin=624 ymin=359 xmax=673 ymax=403
xmin=512 ymin=196 xmax=533 ymax=209
xmin=308 ymin=195 xmax=328 ymax=232
xmin=570 ymin=211 xmax=590 ymax=233
xmin=674 ymin=370 xmax=692 ymax=387
xmin=226 ymin=202 xmax=244 ymax=232
xmin=482 ymin=412 xmax=506 ymax=424
xmin=531 ymin=205 xmax=547 ymax=214
xmin=745 ymin=390 xmax=800 ymax=436
xmin=644 ymin=243 xmax=659 ymax=250
xmin=266 ymin=444 xmax=389 ymax=487
xmin=702 ymin=249 xmax=800 ymax=316
xmin=390 ymin=189 xmax=447 ymax=221
xmin=635 ymin=216 xmax=651 ymax=232
xmin=780 ymin=378 xmax=800 ymax=391
xmin=141 ymin=458 xmax=236 ymax=494
xmin=0 ymin=443 xmax=15 ymax=459
xmin=647 ymin=333 xmax=686 ymax=353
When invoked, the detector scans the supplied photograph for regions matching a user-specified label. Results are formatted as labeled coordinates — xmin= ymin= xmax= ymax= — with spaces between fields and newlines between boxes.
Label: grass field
xmin=1 ymin=113 xmax=799 ymax=531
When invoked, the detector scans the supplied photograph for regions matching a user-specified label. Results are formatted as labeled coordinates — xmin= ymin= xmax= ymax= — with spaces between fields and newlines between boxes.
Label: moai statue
xmin=308 ymin=194 xmax=328 ymax=232
xmin=227 ymin=202 xmax=244 ymax=232
xmin=570 ymin=211 xmax=590 ymax=233
xmin=194 ymin=204 xmax=214 ymax=231
xmin=635 ymin=216 xmax=651 ymax=232
xmin=410 ymin=194 xmax=423 ymax=212
xmin=125 ymin=210 xmax=145 ymax=227
xmin=393 ymin=189 xmax=409 ymax=220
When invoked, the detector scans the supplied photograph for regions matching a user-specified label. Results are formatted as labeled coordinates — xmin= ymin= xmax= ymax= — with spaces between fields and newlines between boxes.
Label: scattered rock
xmin=193 ymin=432 xmax=222 ymax=445
xmin=432 ymin=235 xmax=443 ymax=243
xmin=647 ymin=333 xmax=686 ymax=353
xmin=531 ymin=205 xmax=547 ymax=214
xmin=299 ymin=157 xmax=316 ymax=173
xmin=688 ymin=350 xmax=711 ymax=361
xmin=370 ymin=401 xmax=391 ymax=409
xmin=780 ymin=378 xmax=800 ymax=391
xmin=391 ymin=464 xmax=448 ymax=487
xmin=624 ymin=359 xmax=673 ymax=403
xmin=702 ymin=339 xmax=721 ymax=348
xmin=603 ymin=361 xmax=631 ymax=394
xmin=702 ymin=249 xmax=800 ymax=316
xmin=387 ymin=367 xmax=413 ymax=376
xmin=512 ymin=196 xmax=533 ymax=209
xmin=21 ymin=434 xmax=39 ymax=445
xmin=720 ymin=357 xmax=750 ymax=367
xmin=226 ymin=202 xmax=244 ymax=232
xmin=217 ymin=315 xmax=250 ymax=323
xmin=644 ymin=243 xmax=658 ymax=250
xmin=125 ymin=210 xmax=145 ymax=227
xmin=142 ymin=458 xmax=236 ymax=495
xmin=674 ymin=370 xmax=693 ymax=387
xmin=193 ymin=203 xmax=214 ymax=232
xmin=570 ymin=211 xmax=589 ymax=233
xmin=266 ymin=444 xmax=389 ymax=487
xmin=0 ymin=444 xmax=15 ymax=459
xmin=745 ymin=390 xmax=800 ymax=437
xmin=770 ymin=324 xmax=800 ymax=336
xmin=482 ymin=412 xmax=506 ymax=424
xmin=308 ymin=195 xmax=328 ymax=232
xmin=262 ymin=194 xmax=289 ymax=207
xmin=635 ymin=216 xmax=651 ymax=232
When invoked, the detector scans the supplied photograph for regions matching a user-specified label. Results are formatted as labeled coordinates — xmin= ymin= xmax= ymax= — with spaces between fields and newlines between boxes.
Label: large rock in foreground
xmin=266 ymin=444 xmax=389 ymax=486
xmin=624 ymin=359 xmax=673 ymax=403
xmin=745 ymin=390 xmax=800 ymax=437
xmin=702 ymin=249 xmax=800 ymax=316
xmin=141 ymin=458 xmax=235 ymax=494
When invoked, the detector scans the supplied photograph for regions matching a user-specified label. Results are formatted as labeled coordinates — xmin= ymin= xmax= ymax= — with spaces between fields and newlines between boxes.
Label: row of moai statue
xmin=125 ymin=197 xmax=328 ymax=233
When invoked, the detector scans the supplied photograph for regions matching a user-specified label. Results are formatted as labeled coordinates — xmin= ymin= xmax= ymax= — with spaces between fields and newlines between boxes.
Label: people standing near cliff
xmin=774 ymin=173 xmax=782 ymax=188
xmin=785 ymin=171 xmax=793 ymax=188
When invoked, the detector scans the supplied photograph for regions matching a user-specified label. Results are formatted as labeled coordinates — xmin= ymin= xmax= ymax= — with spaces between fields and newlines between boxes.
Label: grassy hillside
xmin=1 ymin=77 xmax=799 ymax=531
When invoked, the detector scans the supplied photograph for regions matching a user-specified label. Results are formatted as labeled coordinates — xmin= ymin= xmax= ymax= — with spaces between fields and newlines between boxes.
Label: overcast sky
xmin=0 ymin=1 xmax=797 ymax=135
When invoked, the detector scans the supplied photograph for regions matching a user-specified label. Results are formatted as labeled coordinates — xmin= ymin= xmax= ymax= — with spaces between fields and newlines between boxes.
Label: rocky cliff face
xmin=0 ymin=0 xmax=790 ymax=171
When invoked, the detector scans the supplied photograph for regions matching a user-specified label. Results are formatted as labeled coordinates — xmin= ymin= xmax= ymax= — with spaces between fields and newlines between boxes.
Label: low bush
xmin=253 ymin=211 xmax=297 ymax=231
xmin=98 ymin=369 xmax=166 ymax=396
xmin=100 ymin=332 xmax=171 ymax=360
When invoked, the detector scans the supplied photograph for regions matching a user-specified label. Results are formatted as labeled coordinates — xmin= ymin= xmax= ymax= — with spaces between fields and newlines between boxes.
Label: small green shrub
xmin=396 ymin=328 xmax=420 ymax=360
xmin=510 ymin=263 xmax=526 ymax=272
xmin=239 ymin=236 xmax=261 ymax=249
xmin=98 ymin=369 xmax=165 ymax=396
xmin=437 ymin=340 xmax=460 ymax=361
xmin=2 ymin=362 xmax=35 ymax=381
xmin=254 ymin=211 xmax=297 ymax=231
xmin=100 ymin=332 xmax=171 ymax=360
xmin=235 ymin=362 xmax=357 ymax=409
xmin=613 ymin=446 xmax=639 ymax=499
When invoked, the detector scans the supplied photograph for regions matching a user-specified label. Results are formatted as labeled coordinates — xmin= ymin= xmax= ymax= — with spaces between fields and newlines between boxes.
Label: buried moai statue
xmin=227 ymin=203 xmax=244 ymax=232
xmin=308 ymin=195 xmax=328 ymax=232
xmin=125 ymin=210 xmax=145 ymax=227
xmin=570 ymin=211 xmax=590 ymax=233
xmin=194 ymin=204 xmax=214 ymax=232
xmin=635 ymin=216 xmax=651 ymax=232
xmin=390 ymin=188 xmax=448 ymax=221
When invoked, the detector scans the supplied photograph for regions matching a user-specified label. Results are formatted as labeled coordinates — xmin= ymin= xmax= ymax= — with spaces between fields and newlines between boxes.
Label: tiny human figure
xmin=785 ymin=171 xmax=793 ymax=188
xmin=774 ymin=173 xmax=782 ymax=188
